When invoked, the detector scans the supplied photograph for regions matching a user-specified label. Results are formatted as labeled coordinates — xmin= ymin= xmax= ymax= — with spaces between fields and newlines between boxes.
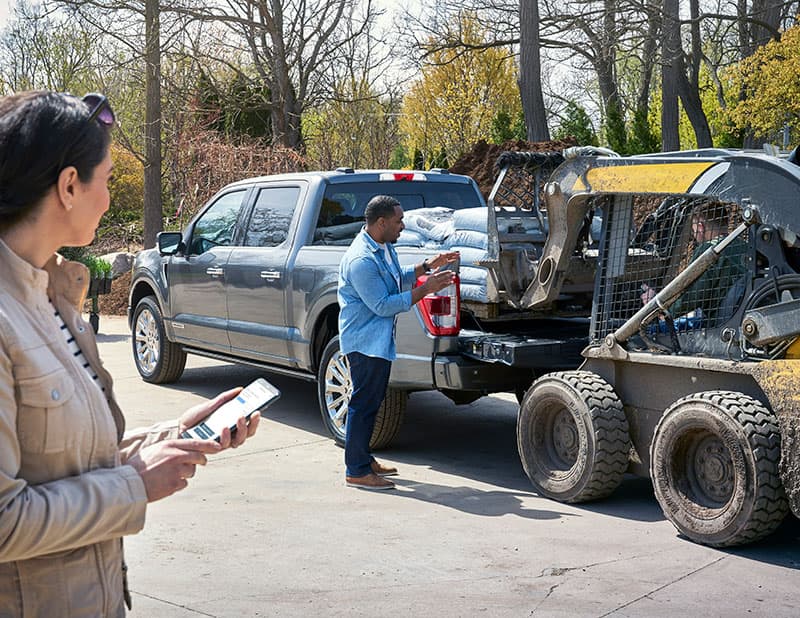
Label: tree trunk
xmin=661 ymin=0 xmax=680 ymax=151
xmin=143 ymin=0 xmax=162 ymax=248
xmin=679 ymin=0 xmax=712 ymax=147
xmin=635 ymin=0 xmax=659 ymax=118
xmin=677 ymin=72 xmax=712 ymax=147
xmin=518 ymin=0 xmax=549 ymax=141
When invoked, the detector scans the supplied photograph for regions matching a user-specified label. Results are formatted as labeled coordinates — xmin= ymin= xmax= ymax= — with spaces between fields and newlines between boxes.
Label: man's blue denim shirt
xmin=338 ymin=228 xmax=417 ymax=361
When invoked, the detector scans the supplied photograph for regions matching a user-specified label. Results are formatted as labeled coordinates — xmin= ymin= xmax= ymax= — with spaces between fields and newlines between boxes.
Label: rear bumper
xmin=433 ymin=354 xmax=531 ymax=392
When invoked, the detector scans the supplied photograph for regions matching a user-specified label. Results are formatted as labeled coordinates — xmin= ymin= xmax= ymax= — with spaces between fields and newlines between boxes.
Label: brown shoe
xmin=346 ymin=472 xmax=395 ymax=490
xmin=370 ymin=460 xmax=398 ymax=477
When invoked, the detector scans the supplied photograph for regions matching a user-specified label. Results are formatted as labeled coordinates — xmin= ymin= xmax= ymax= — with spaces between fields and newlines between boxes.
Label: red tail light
xmin=416 ymin=274 xmax=460 ymax=336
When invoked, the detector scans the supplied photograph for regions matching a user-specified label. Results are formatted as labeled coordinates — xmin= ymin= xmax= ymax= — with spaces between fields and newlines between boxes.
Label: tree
xmin=554 ymin=101 xmax=598 ymax=146
xmin=304 ymin=79 xmax=401 ymax=169
xmin=0 ymin=1 xmax=100 ymax=93
xmin=400 ymin=0 xmax=549 ymax=141
xmin=303 ymin=13 xmax=402 ymax=169
xmin=661 ymin=0 xmax=681 ymax=150
xmin=519 ymin=0 xmax=550 ymax=140
xmin=726 ymin=25 xmax=800 ymax=141
xmin=174 ymin=0 xmax=378 ymax=150
xmin=400 ymin=14 xmax=521 ymax=167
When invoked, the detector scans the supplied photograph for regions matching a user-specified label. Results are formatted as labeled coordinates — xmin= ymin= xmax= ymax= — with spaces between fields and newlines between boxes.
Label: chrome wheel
xmin=134 ymin=306 xmax=160 ymax=374
xmin=324 ymin=349 xmax=352 ymax=437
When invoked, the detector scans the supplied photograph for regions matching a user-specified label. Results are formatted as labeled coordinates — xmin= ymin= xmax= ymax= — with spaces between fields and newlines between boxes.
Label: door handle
xmin=206 ymin=267 xmax=224 ymax=277
xmin=260 ymin=270 xmax=281 ymax=280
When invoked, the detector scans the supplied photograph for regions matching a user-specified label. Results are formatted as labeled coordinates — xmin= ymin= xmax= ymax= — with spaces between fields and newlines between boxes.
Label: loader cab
xmin=536 ymin=151 xmax=800 ymax=361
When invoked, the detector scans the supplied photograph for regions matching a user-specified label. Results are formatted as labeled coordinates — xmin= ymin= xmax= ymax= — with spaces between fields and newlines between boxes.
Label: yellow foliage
xmin=305 ymin=78 xmax=396 ymax=169
xmin=400 ymin=13 xmax=521 ymax=166
xmin=107 ymin=143 xmax=144 ymax=223
xmin=726 ymin=26 xmax=800 ymax=139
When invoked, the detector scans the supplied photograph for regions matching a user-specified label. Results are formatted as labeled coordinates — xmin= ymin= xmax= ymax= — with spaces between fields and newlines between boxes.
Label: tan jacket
xmin=0 ymin=240 xmax=177 ymax=617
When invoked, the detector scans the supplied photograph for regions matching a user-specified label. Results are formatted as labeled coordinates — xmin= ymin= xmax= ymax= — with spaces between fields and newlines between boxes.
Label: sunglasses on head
xmin=81 ymin=93 xmax=115 ymax=127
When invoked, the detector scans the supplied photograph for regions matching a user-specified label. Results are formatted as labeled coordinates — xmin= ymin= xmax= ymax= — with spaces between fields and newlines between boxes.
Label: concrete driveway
xmin=97 ymin=316 xmax=799 ymax=617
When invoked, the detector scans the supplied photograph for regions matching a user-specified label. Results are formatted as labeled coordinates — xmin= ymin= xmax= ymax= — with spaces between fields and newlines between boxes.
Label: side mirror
xmin=157 ymin=231 xmax=185 ymax=256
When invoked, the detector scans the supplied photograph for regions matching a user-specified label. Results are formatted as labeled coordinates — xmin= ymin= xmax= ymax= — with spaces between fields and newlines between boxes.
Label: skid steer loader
xmin=515 ymin=147 xmax=800 ymax=547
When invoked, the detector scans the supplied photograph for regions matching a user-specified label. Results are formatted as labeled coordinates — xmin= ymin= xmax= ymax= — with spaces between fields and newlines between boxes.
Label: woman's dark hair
xmin=0 ymin=91 xmax=112 ymax=233
xmin=364 ymin=195 xmax=401 ymax=225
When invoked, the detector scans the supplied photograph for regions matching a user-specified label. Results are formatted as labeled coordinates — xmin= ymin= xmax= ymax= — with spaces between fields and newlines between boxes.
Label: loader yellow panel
xmin=573 ymin=162 xmax=716 ymax=193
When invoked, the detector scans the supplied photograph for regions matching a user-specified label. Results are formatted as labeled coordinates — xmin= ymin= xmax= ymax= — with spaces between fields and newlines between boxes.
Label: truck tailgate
xmin=458 ymin=323 xmax=588 ymax=369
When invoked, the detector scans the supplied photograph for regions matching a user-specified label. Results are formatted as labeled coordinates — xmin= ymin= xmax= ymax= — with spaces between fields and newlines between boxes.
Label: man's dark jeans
xmin=345 ymin=352 xmax=391 ymax=477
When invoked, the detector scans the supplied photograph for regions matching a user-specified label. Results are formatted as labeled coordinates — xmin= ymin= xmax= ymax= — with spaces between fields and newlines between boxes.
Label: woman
xmin=0 ymin=91 xmax=259 ymax=616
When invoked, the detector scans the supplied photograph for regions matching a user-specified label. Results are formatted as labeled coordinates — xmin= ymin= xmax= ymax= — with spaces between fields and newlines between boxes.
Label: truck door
xmin=225 ymin=184 xmax=304 ymax=365
xmin=168 ymin=188 xmax=249 ymax=352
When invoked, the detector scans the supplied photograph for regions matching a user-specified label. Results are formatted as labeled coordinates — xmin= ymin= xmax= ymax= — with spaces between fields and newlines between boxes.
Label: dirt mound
xmin=450 ymin=137 xmax=578 ymax=199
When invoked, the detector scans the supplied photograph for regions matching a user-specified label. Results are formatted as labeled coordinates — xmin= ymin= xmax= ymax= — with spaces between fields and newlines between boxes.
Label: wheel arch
xmin=309 ymin=303 xmax=339 ymax=376
xmin=128 ymin=279 xmax=162 ymax=328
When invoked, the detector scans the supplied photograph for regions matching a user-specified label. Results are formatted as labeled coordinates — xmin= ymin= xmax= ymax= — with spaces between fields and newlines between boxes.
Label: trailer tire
xmin=517 ymin=371 xmax=631 ymax=503
xmin=317 ymin=336 xmax=406 ymax=449
xmin=650 ymin=391 xmax=788 ymax=547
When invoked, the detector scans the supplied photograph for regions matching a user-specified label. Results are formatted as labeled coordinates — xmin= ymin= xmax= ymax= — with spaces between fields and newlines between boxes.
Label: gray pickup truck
xmin=128 ymin=165 xmax=590 ymax=448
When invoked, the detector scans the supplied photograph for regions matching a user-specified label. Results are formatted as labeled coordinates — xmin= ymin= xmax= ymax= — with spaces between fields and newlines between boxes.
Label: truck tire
xmin=317 ymin=336 xmax=406 ymax=449
xmin=650 ymin=391 xmax=789 ymax=547
xmin=517 ymin=371 xmax=631 ymax=503
xmin=131 ymin=296 xmax=187 ymax=384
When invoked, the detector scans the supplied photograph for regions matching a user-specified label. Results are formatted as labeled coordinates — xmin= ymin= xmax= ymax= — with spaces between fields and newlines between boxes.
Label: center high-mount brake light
xmin=379 ymin=172 xmax=427 ymax=182
xmin=415 ymin=273 xmax=460 ymax=336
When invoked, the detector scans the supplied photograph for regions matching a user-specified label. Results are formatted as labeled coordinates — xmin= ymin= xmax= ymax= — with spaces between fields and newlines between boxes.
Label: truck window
xmin=190 ymin=189 xmax=247 ymax=254
xmin=313 ymin=181 xmax=483 ymax=245
xmin=243 ymin=186 xmax=301 ymax=247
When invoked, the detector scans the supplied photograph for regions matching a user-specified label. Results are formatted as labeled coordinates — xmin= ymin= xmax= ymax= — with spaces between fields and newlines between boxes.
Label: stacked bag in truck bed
xmin=396 ymin=207 xmax=491 ymax=303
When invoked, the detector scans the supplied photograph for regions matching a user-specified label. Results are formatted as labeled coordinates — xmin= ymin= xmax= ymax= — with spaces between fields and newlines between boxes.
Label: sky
xmin=0 ymin=1 xmax=9 ymax=27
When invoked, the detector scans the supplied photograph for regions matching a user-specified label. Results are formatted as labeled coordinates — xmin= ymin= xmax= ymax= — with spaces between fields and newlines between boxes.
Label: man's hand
xmin=178 ymin=387 xmax=261 ymax=450
xmin=127 ymin=439 xmax=222 ymax=502
xmin=427 ymin=251 xmax=460 ymax=271
xmin=422 ymin=270 xmax=455 ymax=295
xmin=640 ymin=283 xmax=656 ymax=305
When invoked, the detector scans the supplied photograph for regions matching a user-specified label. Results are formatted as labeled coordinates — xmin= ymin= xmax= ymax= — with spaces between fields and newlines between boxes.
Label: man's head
xmin=691 ymin=201 xmax=730 ymax=244
xmin=365 ymin=194 xmax=404 ymax=244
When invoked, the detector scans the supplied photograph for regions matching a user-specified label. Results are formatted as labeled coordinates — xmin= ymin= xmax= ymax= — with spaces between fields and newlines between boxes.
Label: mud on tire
xmin=650 ymin=390 xmax=788 ymax=547
xmin=517 ymin=370 xmax=631 ymax=503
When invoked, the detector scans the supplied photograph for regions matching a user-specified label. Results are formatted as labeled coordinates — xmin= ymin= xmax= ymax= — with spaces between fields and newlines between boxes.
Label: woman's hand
xmin=178 ymin=387 xmax=261 ymax=450
xmin=127 ymin=439 xmax=222 ymax=502
xmin=128 ymin=387 xmax=263 ymax=502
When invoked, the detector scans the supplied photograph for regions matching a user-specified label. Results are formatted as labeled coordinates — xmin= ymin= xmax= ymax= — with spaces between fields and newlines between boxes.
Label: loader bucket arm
xmin=521 ymin=186 xmax=592 ymax=308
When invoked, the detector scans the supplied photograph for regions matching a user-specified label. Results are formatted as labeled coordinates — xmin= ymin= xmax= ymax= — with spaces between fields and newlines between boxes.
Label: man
xmin=641 ymin=200 xmax=747 ymax=326
xmin=338 ymin=195 xmax=459 ymax=490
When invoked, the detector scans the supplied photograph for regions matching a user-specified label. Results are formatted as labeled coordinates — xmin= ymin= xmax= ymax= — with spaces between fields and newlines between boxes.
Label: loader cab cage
xmin=589 ymin=194 xmax=751 ymax=356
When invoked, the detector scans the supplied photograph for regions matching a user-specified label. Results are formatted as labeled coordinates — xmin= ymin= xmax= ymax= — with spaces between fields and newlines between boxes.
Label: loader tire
xmin=317 ymin=336 xmax=406 ymax=449
xmin=517 ymin=371 xmax=631 ymax=503
xmin=650 ymin=391 xmax=789 ymax=547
